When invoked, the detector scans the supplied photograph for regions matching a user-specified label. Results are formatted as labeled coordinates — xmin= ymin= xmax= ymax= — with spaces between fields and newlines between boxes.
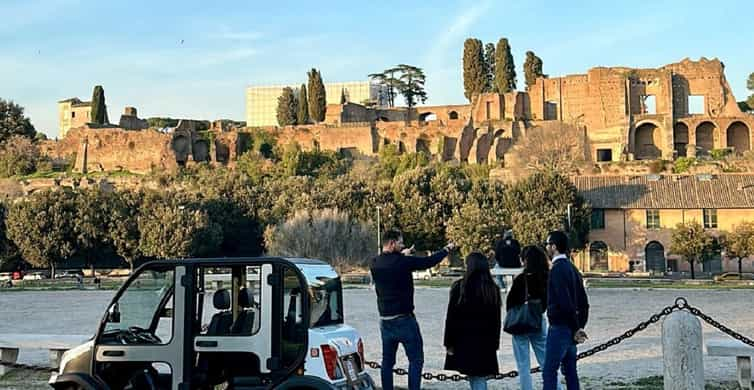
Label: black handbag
xmin=503 ymin=274 xmax=543 ymax=335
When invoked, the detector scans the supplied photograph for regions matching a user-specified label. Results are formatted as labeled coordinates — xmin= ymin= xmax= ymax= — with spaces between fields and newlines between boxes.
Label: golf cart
xmin=49 ymin=257 xmax=374 ymax=390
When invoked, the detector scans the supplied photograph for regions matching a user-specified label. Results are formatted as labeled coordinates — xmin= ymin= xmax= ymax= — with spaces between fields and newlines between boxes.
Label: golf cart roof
xmin=139 ymin=257 xmax=329 ymax=266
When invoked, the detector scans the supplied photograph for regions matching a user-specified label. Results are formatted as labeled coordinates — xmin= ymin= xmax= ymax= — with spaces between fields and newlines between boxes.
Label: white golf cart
xmin=49 ymin=257 xmax=374 ymax=390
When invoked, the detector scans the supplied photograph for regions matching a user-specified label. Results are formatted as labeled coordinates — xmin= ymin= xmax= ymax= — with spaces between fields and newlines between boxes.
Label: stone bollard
xmin=662 ymin=311 xmax=704 ymax=390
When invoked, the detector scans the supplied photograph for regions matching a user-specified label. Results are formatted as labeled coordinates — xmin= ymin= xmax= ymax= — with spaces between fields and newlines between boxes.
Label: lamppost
xmin=376 ymin=206 xmax=382 ymax=255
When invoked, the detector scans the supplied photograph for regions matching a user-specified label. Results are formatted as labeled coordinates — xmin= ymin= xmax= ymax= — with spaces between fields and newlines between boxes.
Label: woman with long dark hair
xmin=506 ymin=245 xmax=562 ymax=390
xmin=443 ymin=252 xmax=501 ymax=390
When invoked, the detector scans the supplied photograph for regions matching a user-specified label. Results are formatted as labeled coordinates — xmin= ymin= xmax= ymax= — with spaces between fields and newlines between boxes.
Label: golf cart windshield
xmin=298 ymin=264 xmax=343 ymax=327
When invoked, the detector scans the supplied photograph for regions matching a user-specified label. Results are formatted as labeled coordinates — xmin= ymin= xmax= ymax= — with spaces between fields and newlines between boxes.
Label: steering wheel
xmin=127 ymin=326 xmax=162 ymax=344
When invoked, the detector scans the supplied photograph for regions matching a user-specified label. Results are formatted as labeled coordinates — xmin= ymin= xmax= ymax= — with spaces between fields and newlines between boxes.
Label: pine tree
xmin=463 ymin=38 xmax=486 ymax=101
xmin=307 ymin=69 xmax=326 ymax=122
xmin=276 ymin=87 xmax=298 ymax=126
xmin=523 ymin=51 xmax=544 ymax=90
xmin=494 ymin=38 xmax=516 ymax=93
xmin=484 ymin=43 xmax=496 ymax=93
xmin=90 ymin=85 xmax=109 ymax=125
xmin=297 ymin=84 xmax=309 ymax=124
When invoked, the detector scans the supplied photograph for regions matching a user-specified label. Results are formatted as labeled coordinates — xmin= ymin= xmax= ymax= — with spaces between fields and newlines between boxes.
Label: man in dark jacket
xmin=494 ymin=230 xmax=521 ymax=289
xmin=370 ymin=229 xmax=454 ymax=390
xmin=543 ymin=230 xmax=589 ymax=390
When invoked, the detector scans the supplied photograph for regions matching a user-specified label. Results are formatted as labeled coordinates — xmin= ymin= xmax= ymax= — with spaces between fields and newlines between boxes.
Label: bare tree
xmin=264 ymin=208 xmax=375 ymax=272
xmin=508 ymin=121 xmax=586 ymax=174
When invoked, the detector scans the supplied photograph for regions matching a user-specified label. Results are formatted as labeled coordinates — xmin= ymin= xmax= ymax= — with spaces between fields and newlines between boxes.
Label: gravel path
xmin=1 ymin=288 xmax=752 ymax=389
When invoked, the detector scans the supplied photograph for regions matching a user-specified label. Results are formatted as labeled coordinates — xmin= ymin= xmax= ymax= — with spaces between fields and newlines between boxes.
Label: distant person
xmin=443 ymin=252 xmax=501 ymax=390
xmin=506 ymin=246 xmax=562 ymax=390
xmin=494 ymin=230 xmax=521 ymax=289
xmin=369 ymin=229 xmax=455 ymax=390
xmin=542 ymin=231 xmax=590 ymax=390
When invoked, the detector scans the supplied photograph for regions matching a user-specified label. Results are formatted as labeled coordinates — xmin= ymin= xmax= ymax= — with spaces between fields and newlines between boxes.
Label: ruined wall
xmin=42 ymin=127 xmax=179 ymax=173
xmin=664 ymin=58 xmax=741 ymax=117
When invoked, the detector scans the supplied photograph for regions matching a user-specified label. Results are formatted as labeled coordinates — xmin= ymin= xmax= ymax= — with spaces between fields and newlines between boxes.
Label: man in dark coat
xmin=494 ymin=230 xmax=521 ymax=289
xmin=370 ymin=229 xmax=454 ymax=390
xmin=542 ymin=230 xmax=590 ymax=390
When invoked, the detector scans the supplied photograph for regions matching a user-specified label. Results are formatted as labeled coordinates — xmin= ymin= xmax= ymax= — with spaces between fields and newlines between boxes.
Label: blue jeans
xmin=543 ymin=325 xmax=579 ymax=390
xmin=468 ymin=376 xmax=487 ymax=390
xmin=380 ymin=315 xmax=424 ymax=390
xmin=512 ymin=318 xmax=562 ymax=390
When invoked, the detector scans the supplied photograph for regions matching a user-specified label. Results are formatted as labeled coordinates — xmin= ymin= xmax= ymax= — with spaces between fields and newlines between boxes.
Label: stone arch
xmin=475 ymin=132 xmax=493 ymax=164
xmin=458 ymin=125 xmax=477 ymax=162
xmin=415 ymin=138 xmax=431 ymax=155
xmin=495 ymin=138 xmax=512 ymax=161
xmin=726 ymin=121 xmax=750 ymax=154
xmin=193 ymin=139 xmax=210 ymax=162
xmin=589 ymin=241 xmax=609 ymax=271
xmin=448 ymin=111 xmax=459 ymax=120
xmin=673 ymin=122 xmax=689 ymax=158
xmin=215 ymin=139 xmax=230 ymax=164
xmin=172 ymin=135 xmax=191 ymax=164
xmin=633 ymin=122 xmax=662 ymax=160
xmin=418 ymin=112 xmax=437 ymax=122
xmin=695 ymin=121 xmax=717 ymax=155
xmin=494 ymin=129 xmax=505 ymax=138
xmin=645 ymin=241 xmax=665 ymax=273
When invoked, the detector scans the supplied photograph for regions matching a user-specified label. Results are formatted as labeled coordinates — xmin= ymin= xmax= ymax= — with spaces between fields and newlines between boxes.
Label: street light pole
xmin=376 ymin=206 xmax=382 ymax=255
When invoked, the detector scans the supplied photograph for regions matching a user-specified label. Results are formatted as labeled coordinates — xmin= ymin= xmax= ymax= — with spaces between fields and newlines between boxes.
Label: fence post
xmin=662 ymin=310 xmax=704 ymax=390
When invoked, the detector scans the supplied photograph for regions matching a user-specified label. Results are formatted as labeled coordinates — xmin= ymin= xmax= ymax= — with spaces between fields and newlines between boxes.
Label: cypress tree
xmin=494 ymin=38 xmax=517 ymax=93
xmin=307 ymin=69 xmax=326 ymax=122
xmin=524 ymin=51 xmax=544 ymax=90
xmin=462 ymin=38 xmax=486 ymax=101
xmin=276 ymin=87 xmax=297 ymax=126
xmin=90 ymin=85 xmax=109 ymax=125
xmin=340 ymin=88 xmax=347 ymax=104
xmin=297 ymin=84 xmax=309 ymax=124
xmin=484 ymin=42 xmax=496 ymax=92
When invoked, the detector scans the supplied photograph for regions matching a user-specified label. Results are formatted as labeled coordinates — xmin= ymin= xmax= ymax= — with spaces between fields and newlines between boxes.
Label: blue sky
xmin=1 ymin=0 xmax=751 ymax=138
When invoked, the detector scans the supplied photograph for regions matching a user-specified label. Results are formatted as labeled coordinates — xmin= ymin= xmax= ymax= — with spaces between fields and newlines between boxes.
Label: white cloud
xmin=210 ymin=27 xmax=263 ymax=41
xmin=423 ymin=0 xmax=493 ymax=65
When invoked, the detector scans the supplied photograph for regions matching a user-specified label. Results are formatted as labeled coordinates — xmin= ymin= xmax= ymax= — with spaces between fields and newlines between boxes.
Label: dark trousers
xmin=379 ymin=315 xmax=424 ymax=390
xmin=543 ymin=325 xmax=579 ymax=390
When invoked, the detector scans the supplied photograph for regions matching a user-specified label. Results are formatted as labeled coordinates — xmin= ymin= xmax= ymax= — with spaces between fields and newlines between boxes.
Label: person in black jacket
xmin=443 ymin=252 xmax=501 ymax=390
xmin=370 ymin=229 xmax=454 ymax=390
xmin=494 ymin=230 xmax=521 ymax=289
xmin=542 ymin=231 xmax=590 ymax=390
xmin=506 ymin=246 xmax=562 ymax=390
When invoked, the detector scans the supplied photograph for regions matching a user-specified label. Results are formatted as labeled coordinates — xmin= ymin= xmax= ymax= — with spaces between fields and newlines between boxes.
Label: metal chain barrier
xmin=365 ymin=297 xmax=754 ymax=382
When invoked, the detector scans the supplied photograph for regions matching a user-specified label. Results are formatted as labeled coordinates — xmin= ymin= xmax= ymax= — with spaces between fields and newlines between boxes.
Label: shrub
xmin=710 ymin=148 xmax=732 ymax=160
xmin=264 ymin=208 xmax=375 ymax=272
xmin=0 ymin=135 xmax=41 ymax=177
xmin=672 ymin=157 xmax=696 ymax=174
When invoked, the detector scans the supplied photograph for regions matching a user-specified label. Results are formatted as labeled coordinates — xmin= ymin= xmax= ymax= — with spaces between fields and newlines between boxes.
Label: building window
xmin=646 ymin=209 xmax=660 ymax=229
xmin=71 ymin=112 xmax=76 ymax=118
xmin=703 ymin=209 xmax=718 ymax=229
xmin=591 ymin=209 xmax=605 ymax=229
xmin=596 ymin=149 xmax=613 ymax=162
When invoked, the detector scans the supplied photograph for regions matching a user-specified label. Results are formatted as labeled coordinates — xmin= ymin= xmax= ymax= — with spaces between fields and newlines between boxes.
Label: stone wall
xmin=44 ymin=127 xmax=179 ymax=173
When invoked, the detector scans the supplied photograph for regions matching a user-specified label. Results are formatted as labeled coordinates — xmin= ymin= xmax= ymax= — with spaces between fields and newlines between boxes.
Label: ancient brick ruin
xmin=44 ymin=58 xmax=754 ymax=174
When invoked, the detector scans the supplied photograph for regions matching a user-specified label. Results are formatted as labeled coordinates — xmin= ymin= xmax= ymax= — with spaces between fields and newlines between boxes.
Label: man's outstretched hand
xmin=443 ymin=243 xmax=457 ymax=252
xmin=401 ymin=245 xmax=416 ymax=256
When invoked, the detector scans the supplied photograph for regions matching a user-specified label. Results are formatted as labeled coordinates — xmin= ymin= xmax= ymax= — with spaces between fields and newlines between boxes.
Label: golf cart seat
xmin=195 ymin=288 xmax=234 ymax=388
xmin=207 ymin=288 xmax=233 ymax=335
xmin=231 ymin=288 xmax=256 ymax=335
